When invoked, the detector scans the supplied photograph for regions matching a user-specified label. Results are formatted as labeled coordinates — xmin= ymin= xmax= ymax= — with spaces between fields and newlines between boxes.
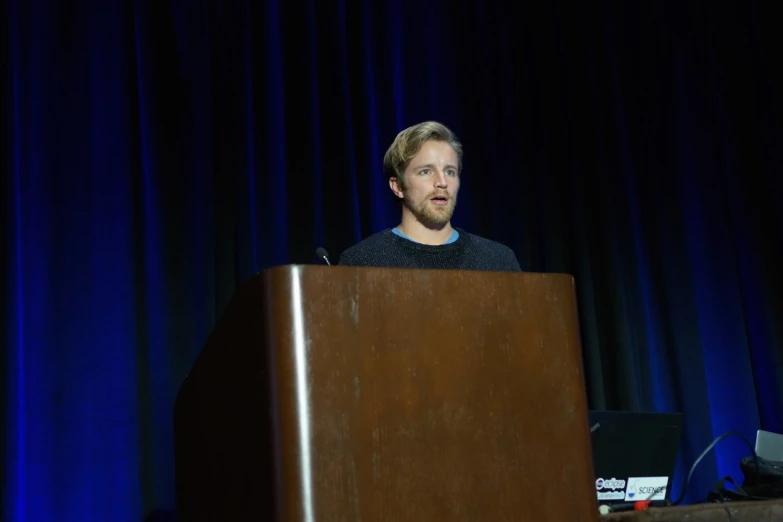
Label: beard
xmin=402 ymin=190 xmax=457 ymax=230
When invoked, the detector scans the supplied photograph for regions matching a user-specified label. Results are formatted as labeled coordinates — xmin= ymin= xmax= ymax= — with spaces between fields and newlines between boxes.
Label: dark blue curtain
xmin=3 ymin=0 xmax=783 ymax=520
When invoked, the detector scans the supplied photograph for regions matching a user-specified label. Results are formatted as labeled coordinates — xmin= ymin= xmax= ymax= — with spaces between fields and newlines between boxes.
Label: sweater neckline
xmin=384 ymin=227 xmax=467 ymax=251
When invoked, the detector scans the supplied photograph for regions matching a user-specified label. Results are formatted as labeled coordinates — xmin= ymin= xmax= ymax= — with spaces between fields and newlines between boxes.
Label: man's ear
xmin=389 ymin=177 xmax=404 ymax=199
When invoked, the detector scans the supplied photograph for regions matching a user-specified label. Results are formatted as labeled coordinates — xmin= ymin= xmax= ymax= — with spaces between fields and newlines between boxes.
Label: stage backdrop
xmin=3 ymin=0 xmax=782 ymax=520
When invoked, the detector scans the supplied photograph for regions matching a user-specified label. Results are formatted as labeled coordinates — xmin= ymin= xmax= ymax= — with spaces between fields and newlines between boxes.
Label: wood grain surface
xmin=265 ymin=265 xmax=598 ymax=522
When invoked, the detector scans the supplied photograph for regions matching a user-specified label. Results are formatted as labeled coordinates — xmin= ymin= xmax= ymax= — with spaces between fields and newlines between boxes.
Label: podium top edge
xmin=257 ymin=264 xmax=575 ymax=280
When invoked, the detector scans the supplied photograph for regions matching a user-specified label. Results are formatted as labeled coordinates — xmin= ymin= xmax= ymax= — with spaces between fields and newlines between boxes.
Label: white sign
xmin=624 ymin=476 xmax=669 ymax=501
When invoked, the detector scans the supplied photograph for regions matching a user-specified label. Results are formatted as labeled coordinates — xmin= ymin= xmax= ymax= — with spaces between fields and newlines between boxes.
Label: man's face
xmin=391 ymin=140 xmax=461 ymax=229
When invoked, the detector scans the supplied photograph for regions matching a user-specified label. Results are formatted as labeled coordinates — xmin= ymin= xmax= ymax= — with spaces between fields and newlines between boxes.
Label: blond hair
xmin=383 ymin=121 xmax=463 ymax=187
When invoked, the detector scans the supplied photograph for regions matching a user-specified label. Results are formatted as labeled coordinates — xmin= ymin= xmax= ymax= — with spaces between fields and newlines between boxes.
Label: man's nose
xmin=434 ymin=171 xmax=448 ymax=187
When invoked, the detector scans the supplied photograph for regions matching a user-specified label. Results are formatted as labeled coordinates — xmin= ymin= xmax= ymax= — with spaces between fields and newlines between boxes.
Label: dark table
xmin=600 ymin=499 xmax=783 ymax=521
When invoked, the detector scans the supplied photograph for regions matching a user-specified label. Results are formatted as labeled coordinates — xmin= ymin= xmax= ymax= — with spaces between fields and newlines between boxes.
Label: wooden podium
xmin=174 ymin=266 xmax=599 ymax=521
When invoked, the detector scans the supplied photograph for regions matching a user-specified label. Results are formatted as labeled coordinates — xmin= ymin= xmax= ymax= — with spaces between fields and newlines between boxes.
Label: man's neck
xmin=397 ymin=215 xmax=454 ymax=245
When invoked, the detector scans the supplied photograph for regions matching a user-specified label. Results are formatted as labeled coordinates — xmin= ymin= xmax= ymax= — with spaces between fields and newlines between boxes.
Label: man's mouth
xmin=430 ymin=195 xmax=449 ymax=205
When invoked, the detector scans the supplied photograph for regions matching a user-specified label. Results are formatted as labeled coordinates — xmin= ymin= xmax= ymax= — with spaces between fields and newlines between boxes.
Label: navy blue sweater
xmin=338 ymin=228 xmax=521 ymax=272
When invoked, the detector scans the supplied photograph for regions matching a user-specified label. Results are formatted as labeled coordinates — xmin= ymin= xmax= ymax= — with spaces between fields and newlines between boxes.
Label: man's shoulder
xmin=338 ymin=229 xmax=395 ymax=265
xmin=458 ymin=228 xmax=522 ymax=271
xmin=342 ymin=229 xmax=395 ymax=252
xmin=460 ymin=229 xmax=514 ymax=253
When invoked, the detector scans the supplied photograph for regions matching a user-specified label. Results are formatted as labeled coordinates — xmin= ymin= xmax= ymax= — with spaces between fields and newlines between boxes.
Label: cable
xmin=719 ymin=501 xmax=736 ymax=522
xmin=671 ymin=431 xmax=759 ymax=506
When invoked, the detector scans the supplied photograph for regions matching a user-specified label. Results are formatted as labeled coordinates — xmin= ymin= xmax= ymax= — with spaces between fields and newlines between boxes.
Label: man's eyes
xmin=419 ymin=169 xmax=457 ymax=176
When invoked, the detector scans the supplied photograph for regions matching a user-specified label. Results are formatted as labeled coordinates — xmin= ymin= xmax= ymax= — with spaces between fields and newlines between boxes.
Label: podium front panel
xmin=264 ymin=266 xmax=597 ymax=522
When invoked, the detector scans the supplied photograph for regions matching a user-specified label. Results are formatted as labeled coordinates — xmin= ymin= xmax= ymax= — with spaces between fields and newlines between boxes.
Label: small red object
xmin=634 ymin=500 xmax=651 ymax=511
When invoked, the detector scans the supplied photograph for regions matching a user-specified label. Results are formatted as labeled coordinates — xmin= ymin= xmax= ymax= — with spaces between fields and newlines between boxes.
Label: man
xmin=338 ymin=121 xmax=521 ymax=271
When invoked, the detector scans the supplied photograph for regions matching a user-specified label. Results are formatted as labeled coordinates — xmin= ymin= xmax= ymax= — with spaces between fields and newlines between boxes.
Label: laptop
xmin=755 ymin=430 xmax=783 ymax=461
xmin=588 ymin=410 xmax=683 ymax=505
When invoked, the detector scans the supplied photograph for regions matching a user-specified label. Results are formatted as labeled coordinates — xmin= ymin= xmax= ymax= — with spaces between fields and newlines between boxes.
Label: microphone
xmin=316 ymin=247 xmax=331 ymax=266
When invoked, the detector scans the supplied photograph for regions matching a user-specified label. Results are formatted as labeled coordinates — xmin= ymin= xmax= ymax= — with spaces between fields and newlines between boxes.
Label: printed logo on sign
xmin=595 ymin=477 xmax=626 ymax=490
xmin=625 ymin=477 xmax=669 ymax=501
